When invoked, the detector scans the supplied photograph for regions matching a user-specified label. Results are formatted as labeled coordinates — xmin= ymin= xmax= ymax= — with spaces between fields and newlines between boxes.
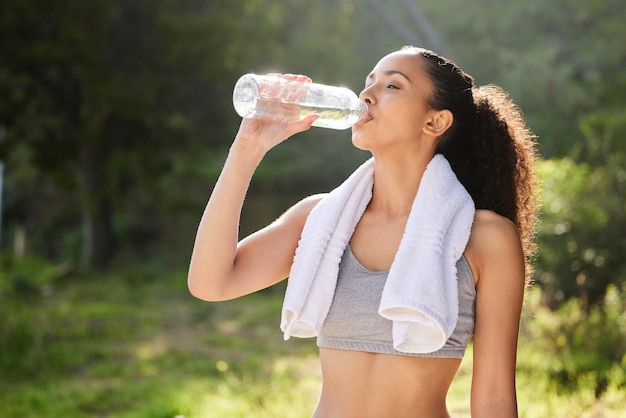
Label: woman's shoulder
xmin=299 ymin=192 xmax=328 ymax=207
xmin=277 ymin=193 xmax=327 ymax=228
xmin=470 ymin=209 xmax=523 ymax=256
xmin=471 ymin=209 xmax=519 ymax=242
xmin=465 ymin=209 xmax=524 ymax=285
xmin=292 ymin=193 xmax=327 ymax=214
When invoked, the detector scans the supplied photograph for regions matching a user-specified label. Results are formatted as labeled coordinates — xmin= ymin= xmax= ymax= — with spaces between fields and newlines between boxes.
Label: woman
xmin=188 ymin=46 xmax=538 ymax=417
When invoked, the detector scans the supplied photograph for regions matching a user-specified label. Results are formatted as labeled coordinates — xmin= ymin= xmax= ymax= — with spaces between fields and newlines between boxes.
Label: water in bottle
xmin=232 ymin=73 xmax=368 ymax=130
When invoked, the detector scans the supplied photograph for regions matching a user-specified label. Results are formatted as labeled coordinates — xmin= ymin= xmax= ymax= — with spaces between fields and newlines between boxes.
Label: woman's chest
xmin=349 ymin=212 xmax=408 ymax=271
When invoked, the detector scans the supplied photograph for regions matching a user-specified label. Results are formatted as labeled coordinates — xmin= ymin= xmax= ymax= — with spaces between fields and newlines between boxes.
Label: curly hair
xmin=403 ymin=46 xmax=540 ymax=287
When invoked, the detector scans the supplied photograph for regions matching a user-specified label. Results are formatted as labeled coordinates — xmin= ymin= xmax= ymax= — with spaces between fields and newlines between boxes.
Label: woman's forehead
xmin=367 ymin=50 xmax=427 ymax=83
xmin=370 ymin=50 xmax=423 ymax=74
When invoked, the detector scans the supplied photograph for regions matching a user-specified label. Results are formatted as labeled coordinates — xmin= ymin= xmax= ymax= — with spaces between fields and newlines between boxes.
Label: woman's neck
xmin=369 ymin=152 xmax=434 ymax=217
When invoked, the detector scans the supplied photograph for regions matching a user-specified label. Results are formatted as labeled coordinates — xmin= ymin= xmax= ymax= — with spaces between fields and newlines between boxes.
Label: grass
xmin=1 ymin=267 xmax=624 ymax=417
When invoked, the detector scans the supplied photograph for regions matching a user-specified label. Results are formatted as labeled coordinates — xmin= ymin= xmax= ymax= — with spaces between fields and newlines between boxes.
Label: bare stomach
xmin=313 ymin=348 xmax=462 ymax=418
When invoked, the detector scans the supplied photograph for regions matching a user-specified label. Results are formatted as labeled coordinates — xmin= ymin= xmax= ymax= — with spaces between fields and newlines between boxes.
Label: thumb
xmin=285 ymin=114 xmax=319 ymax=137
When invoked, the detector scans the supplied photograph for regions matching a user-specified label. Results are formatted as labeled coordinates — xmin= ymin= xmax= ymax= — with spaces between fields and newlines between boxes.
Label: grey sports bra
xmin=317 ymin=245 xmax=476 ymax=358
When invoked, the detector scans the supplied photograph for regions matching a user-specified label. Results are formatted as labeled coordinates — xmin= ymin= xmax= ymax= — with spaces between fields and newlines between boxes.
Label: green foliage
xmin=427 ymin=0 xmax=626 ymax=159
xmin=0 ymin=254 xmax=71 ymax=378
xmin=520 ymin=286 xmax=626 ymax=398
xmin=0 ymin=0 xmax=238 ymax=266
xmin=0 ymin=263 xmax=317 ymax=417
xmin=1 ymin=0 xmax=625 ymax=306
xmin=536 ymin=157 xmax=626 ymax=305
xmin=579 ymin=107 xmax=626 ymax=163
xmin=1 ymin=269 xmax=625 ymax=417
xmin=0 ymin=253 xmax=66 ymax=298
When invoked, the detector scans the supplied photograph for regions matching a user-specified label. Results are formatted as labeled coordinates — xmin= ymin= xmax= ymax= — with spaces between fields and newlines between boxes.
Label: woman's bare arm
xmin=466 ymin=210 xmax=526 ymax=418
xmin=187 ymin=97 xmax=319 ymax=301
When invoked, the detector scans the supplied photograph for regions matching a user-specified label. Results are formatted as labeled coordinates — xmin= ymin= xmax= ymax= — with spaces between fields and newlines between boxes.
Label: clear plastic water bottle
xmin=232 ymin=73 xmax=368 ymax=130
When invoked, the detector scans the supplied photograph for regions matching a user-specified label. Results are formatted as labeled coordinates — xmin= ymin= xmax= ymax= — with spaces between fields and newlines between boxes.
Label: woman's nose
xmin=359 ymin=86 xmax=374 ymax=104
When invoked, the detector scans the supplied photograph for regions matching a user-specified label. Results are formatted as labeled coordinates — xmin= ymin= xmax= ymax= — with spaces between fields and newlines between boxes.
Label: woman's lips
xmin=355 ymin=113 xmax=373 ymax=126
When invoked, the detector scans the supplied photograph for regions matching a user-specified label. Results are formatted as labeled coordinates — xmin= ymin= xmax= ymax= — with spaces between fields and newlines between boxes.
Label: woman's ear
xmin=424 ymin=109 xmax=453 ymax=137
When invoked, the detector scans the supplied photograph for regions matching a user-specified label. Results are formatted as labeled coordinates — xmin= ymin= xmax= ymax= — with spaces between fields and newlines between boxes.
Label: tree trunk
xmin=79 ymin=145 xmax=114 ymax=269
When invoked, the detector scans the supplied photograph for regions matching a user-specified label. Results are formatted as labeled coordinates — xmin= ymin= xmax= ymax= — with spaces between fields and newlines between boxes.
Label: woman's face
xmin=352 ymin=50 xmax=436 ymax=152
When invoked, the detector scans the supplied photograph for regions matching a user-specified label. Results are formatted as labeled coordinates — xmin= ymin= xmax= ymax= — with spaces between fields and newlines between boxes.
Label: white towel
xmin=280 ymin=154 xmax=475 ymax=353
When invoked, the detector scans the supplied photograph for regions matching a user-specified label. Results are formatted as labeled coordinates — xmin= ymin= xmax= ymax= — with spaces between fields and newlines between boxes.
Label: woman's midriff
xmin=313 ymin=348 xmax=462 ymax=418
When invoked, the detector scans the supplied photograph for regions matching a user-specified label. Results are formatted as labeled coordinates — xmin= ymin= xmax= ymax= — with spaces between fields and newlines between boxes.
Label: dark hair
xmin=403 ymin=46 xmax=539 ymax=286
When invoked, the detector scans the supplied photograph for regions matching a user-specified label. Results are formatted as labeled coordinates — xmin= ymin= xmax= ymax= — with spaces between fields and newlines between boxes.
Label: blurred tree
xmin=536 ymin=157 xmax=626 ymax=308
xmin=0 ymin=0 xmax=229 ymax=267
xmin=0 ymin=0 xmax=374 ymax=268
xmin=1 ymin=0 xmax=624 ymax=298
xmin=420 ymin=0 xmax=626 ymax=159
xmin=412 ymin=0 xmax=626 ymax=305
xmin=365 ymin=0 xmax=449 ymax=57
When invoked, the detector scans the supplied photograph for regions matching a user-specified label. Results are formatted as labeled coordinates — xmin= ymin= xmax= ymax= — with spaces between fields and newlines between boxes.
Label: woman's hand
xmin=234 ymin=74 xmax=319 ymax=154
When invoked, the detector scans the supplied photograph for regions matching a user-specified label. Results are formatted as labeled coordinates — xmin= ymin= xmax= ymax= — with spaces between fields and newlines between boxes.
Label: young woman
xmin=188 ymin=46 xmax=539 ymax=417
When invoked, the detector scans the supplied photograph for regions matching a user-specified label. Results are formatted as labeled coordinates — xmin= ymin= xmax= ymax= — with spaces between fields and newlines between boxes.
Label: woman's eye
xmin=360 ymin=82 xmax=399 ymax=93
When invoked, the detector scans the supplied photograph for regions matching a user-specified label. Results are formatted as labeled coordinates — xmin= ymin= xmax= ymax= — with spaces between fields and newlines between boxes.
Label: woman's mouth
xmin=355 ymin=113 xmax=373 ymax=126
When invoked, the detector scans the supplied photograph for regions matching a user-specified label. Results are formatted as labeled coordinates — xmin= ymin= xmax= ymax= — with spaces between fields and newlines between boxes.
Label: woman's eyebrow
xmin=366 ymin=70 xmax=412 ymax=83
